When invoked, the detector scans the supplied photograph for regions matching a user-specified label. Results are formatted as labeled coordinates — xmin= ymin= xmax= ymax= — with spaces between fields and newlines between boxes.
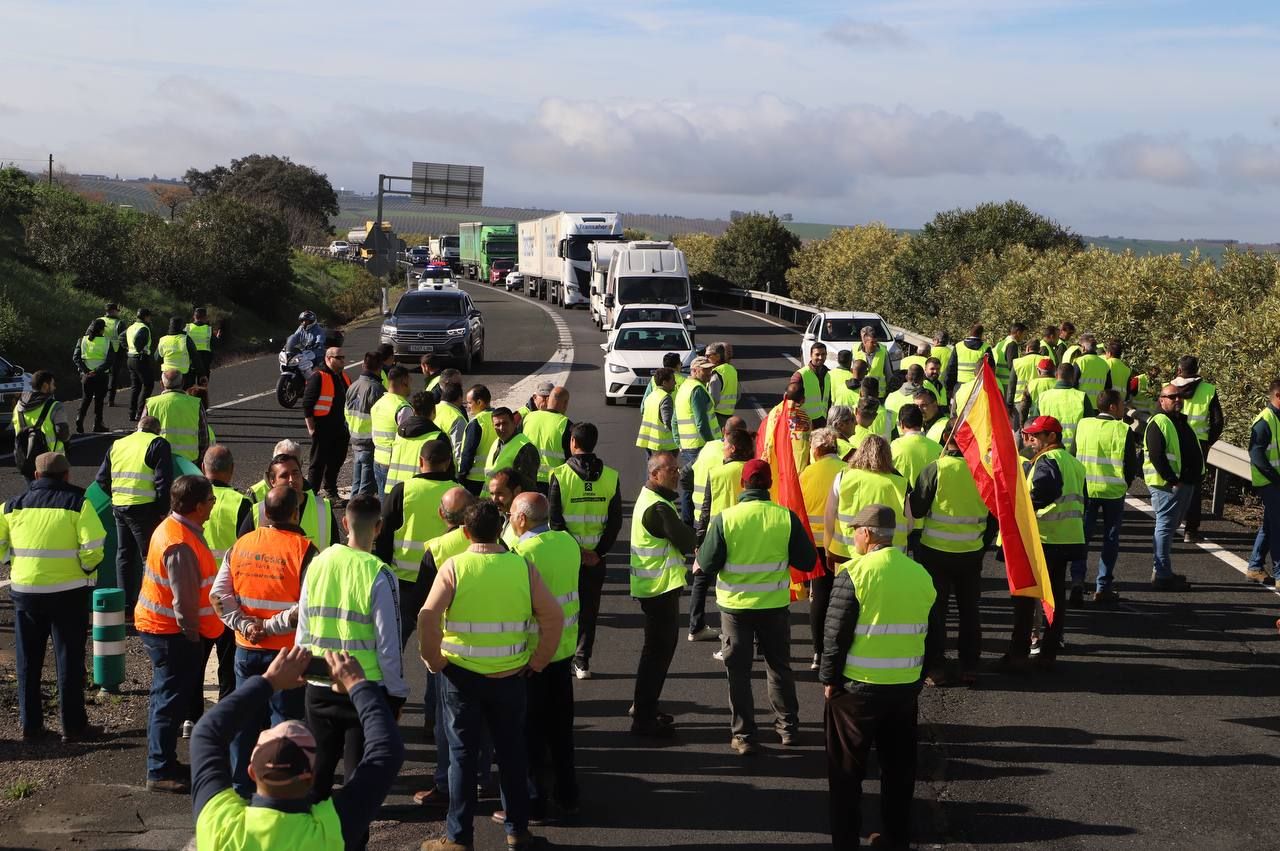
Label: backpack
xmin=14 ymin=400 xmax=53 ymax=479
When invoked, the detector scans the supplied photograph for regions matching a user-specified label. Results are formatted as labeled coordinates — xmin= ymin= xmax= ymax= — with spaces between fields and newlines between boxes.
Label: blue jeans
xmin=1150 ymin=485 xmax=1194 ymax=578
xmin=12 ymin=588 xmax=90 ymax=736
xmin=441 ymin=664 xmax=527 ymax=843
xmin=230 ymin=647 xmax=306 ymax=797
xmin=141 ymin=632 xmax=203 ymax=779
xmin=373 ymin=462 xmax=389 ymax=496
xmin=433 ymin=670 xmax=492 ymax=789
xmin=677 ymin=448 xmax=700 ymax=525
xmin=1248 ymin=484 xmax=1280 ymax=577
xmin=1070 ymin=497 xmax=1125 ymax=590
xmin=351 ymin=445 xmax=375 ymax=496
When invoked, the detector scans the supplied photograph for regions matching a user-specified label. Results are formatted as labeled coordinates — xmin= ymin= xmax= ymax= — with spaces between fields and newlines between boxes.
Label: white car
xmin=600 ymin=322 xmax=694 ymax=405
xmin=328 ymin=240 xmax=351 ymax=258
xmin=800 ymin=311 xmax=901 ymax=369
xmin=505 ymin=271 xmax=524 ymax=292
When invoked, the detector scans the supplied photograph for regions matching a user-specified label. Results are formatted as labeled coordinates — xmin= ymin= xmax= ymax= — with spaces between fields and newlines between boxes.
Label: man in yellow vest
xmin=13 ymin=370 xmax=71 ymax=481
xmin=95 ymin=415 xmax=173 ymax=616
xmin=1057 ymin=321 xmax=1078 ymax=363
xmin=1144 ymin=384 xmax=1200 ymax=592
xmin=820 ymin=503 xmax=935 ymax=851
xmin=891 ymin=404 xmax=944 ymax=554
xmin=304 ymin=348 xmax=354 ymax=500
xmin=157 ymin=316 xmax=198 ymax=389
xmin=486 ymin=407 xmax=539 ymax=493
xmin=793 ymin=342 xmax=832 ymax=427
xmin=674 ymin=356 xmax=721 ymax=523
xmin=186 ymin=306 xmax=216 ymax=382
xmin=124 ymin=308 xmax=156 ymax=422
xmin=1010 ymin=341 xmax=1042 ymax=426
xmin=344 ymin=351 xmax=386 ymax=497
xmin=628 ymin=451 xmax=696 ymax=737
xmin=915 ymin=387 xmax=950 ymax=445
xmin=237 ymin=454 xmax=339 ymax=551
xmin=368 ymin=364 xmax=410 ymax=496
xmin=991 ymin=322 xmax=1026 ymax=401
xmin=945 ymin=323 xmax=994 ymax=397
xmin=459 ymin=384 xmax=497 ymax=496
xmin=73 ymin=317 xmax=113 ymax=434
xmin=434 ymin=379 xmax=469 ymax=465
xmin=1001 ymin=416 xmax=1086 ymax=674
xmin=829 ymin=350 xmax=858 ymax=408
xmin=1103 ymin=338 xmax=1132 ymax=407
xmin=515 ymin=380 xmax=551 ymax=430
xmin=385 ymin=390 xmax=451 ymax=494
xmin=698 ymin=459 xmax=815 ymax=755
xmin=522 ymin=386 xmax=572 ymax=493
xmin=852 ymin=327 xmax=891 ymax=401
xmin=931 ymin=330 xmax=953 ymax=376
xmin=1129 ymin=363 xmax=1161 ymax=425
xmin=145 ymin=369 xmax=209 ymax=463
xmin=1029 ymin=363 xmax=1094 ymax=454
xmin=910 ymin=431 xmax=994 ymax=686
xmin=1245 ymin=379 xmax=1280 ymax=585
xmin=1173 ymin=355 xmax=1223 ymax=544
xmin=1070 ymin=389 xmax=1140 ymax=604
xmin=1 ymin=452 xmax=106 ymax=743
xmin=885 ymin=365 xmax=927 ymax=428
xmin=420 ymin=353 xmax=444 ymax=399
xmin=695 ymin=427 xmax=755 ymax=538
xmin=922 ymin=356 xmax=947 ymax=408
xmin=98 ymin=302 xmax=128 ymax=409
xmin=296 ymin=494 xmax=408 ymax=804
xmin=487 ymin=467 xmax=529 ymax=549
xmin=640 ymin=353 xmax=685 ymax=404
xmin=801 ymin=429 xmax=845 ymax=671
xmin=418 ymin=500 xmax=564 ymax=851
xmin=245 ymin=439 xmax=303 ymax=503
xmin=549 ymin=423 xmax=623 ymax=680
xmin=707 ymin=341 xmax=739 ymax=429
xmin=1037 ymin=324 xmax=1061 ymax=366
xmin=1071 ymin=333 xmax=1113 ymax=400
xmin=635 ymin=367 xmax=678 ymax=455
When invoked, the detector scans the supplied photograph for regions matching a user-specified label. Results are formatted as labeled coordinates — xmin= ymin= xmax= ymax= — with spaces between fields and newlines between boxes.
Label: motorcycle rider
xmin=284 ymin=311 xmax=326 ymax=369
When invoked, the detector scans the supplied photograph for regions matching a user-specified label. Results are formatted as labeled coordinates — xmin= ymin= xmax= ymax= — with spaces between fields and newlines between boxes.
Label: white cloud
xmin=822 ymin=19 xmax=911 ymax=48
xmin=1212 ymin=135 xmax=1280 ymax=188
xmin=1095 ymin=134 xmax=1203 ymax=186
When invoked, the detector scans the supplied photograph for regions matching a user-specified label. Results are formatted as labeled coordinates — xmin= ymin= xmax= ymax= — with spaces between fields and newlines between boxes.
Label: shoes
xmin=61 ymin=724 xmax=103 ymax=744
xmin=1028 ymin=631 xmax=1041 ymax=657
xmin=1246 ymin=569 xmax=1270 ymax=583
xmin=181 ymin=720 xmax=194 ymax=739
xmin=413 ymin=786 xmax=449 ymax=807
xmin=712 ymin=649 xmax=725 ymax=662
xmin=626 ymin=704 xmax=673 ymax=725
xmin=491 ymin=810 xmax=546 ymax=827
xmin=1068 ymin=583 xmax=1084 ymax=606
xmin=506 ymin=830 xmax=537 ymax=849
xmin=1092 ymin=589 xmax=1121 ymax=604
xmin=1183 ymin=531 xmax=1204 ymax=544
xmin=779 ymin=729 xmax=799 ymax=747
xmin=421 ymin=839 xmax=473 ymax=851
xmin=810 ymin=653 xmax=820 ymax=671
xmin=923 ymin=668 xmax=951 ymax=688
xmin=688 ymin=626 xmax=718 ymax=642
xmin=1150 ymin=573 xmax=1192 ymax=591
xmin=630 ymin=718 xmax=676 ymax=738
xmin=146 ymin=776 xmax=190 ymax=794
xmin=21 ymin=727 xmax=56 ymax=743
xmin=991 ymin=654 xmax=1033 ymax=677
xmin=730 ymin=737 xmax=760 ymax=756
xmin=572 ymin=661 xmax=591 ymax=680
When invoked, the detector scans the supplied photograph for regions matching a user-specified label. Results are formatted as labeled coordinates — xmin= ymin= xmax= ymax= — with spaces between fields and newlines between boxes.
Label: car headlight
xmin=608 ymin=362 xmax=630 ymax=374
xmin=380 ymin=325 xmax=394 ymax=337
xmin=446 ymin=327 xmax=467 ymax=336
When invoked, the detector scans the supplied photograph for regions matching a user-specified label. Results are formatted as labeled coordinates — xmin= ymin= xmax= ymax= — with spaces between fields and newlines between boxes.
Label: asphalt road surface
xmin=2 ymin=281 xmax=1279 ymax=850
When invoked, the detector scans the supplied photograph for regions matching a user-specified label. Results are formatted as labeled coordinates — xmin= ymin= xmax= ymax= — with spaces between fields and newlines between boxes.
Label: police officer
xmin=820 ymin=503 xmax=935 ymax=851
xmin=636 ymin=367 xmax=678 ymax=456
xmin=124 ymin=308 xmax=156 ymax=422
xmin=522 ymin=386 xmax=572 ymax=493
xmin=145 ymin=369 xmax=210 ymax=463
xmin=458 ymin=384 xmax=497 ymax=496
xmin=549 ymin=422 xmax=622 ymax=681
xmin=156 ymin=316 xmax=198 ymax=389
xmin=1071 ymin=389 xmax=1140 ymax=604
xmin=707 ymin=341 xmax=739 ymax=429
xmin=73 ymin=318 xmax=113 ymax=434
xmin=1 ymin=452 xmax=106 ymax=743
xmin=239 ymin=454 xmax=338 ymax=551
xmin=698 ymin=459 xmax=816 ymax=755
xmin=186 ymin=306 xmax=216 ymax=382
xmin=674 ymin=356 xmax=722 ymax=523
xmin=345 ymin=352 xmax=386 ymax=497
xmin=305 ymin=348 xmax=353 ymax=501
xmin=386 ymin=391 xmax=449 ymax=495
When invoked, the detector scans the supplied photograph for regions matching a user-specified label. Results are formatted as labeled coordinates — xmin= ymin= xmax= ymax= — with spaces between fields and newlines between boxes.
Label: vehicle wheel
xmin=605 ymin=395 xmax=617 ymax=406
xmin=463 ymin=347 xmax=474 ymax=373
xmin=475 ymin=342 xmax=485 ymax=364
xmin=276 ymin=374 xmax=299 ymax=408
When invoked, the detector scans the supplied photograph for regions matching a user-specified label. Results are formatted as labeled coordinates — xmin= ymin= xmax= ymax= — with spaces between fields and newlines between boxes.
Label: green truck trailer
xmin=459 ymin=222 xmax=517 ymax=281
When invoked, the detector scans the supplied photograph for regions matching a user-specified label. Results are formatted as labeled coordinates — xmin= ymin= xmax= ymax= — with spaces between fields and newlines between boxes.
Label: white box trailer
xmin=517 ymin=212 xmax=622 ymax=307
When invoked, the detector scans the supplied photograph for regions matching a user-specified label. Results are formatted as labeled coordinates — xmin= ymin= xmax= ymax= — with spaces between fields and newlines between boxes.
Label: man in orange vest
xmin=209 ymin=484 xmax=319 ymax=798
xmin=136 ymin=474 xmax=225 ymax=794
xmin=302 ymin=346 xmax=351 ymax=502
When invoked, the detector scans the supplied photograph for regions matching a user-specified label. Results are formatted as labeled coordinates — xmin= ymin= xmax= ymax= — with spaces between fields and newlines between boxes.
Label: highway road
xmin=2 ymin=280 xmax=1279 ymax=849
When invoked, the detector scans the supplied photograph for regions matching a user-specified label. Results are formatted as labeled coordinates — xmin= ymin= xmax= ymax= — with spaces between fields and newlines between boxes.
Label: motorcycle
xmin=276 ymin=349 xmax=317 ymax=408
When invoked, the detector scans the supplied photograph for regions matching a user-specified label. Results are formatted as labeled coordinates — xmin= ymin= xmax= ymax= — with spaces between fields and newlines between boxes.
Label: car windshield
xmin=419 ymin=267 xmax=451 ymax=279
xmin=822 ymin=318 xmax=888 ymax=342
xmin=615 ymin=328 xmax=689 ymax=351
xmin=618 ymin=276 xmax=688 ymax=306
xmin=618 ymin=307 xmax=680 ymax=325
xmin=396 ymin=296 xmax=463 ymax=317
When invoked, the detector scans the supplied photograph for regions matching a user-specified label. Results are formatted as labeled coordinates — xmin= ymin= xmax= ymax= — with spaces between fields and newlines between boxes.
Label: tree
xmin=785 ymin=223 xmax=907 ymax=313
xmin=179 ymin=194 xmax=293 ymax=310
xmin=671 ymin=233 xmax=726 ymax=291
xmin=622 ymin=227 xmax=649 ymax=242
xmin=149 ymin=183 xmax=192 ymax=220
xmin=23 ymin=183 xmax=136 ymax=299
xmin=183 ymin=154 xmax=338 ymax=244
xmin=713 ymin=212 xmax=801 ymax=294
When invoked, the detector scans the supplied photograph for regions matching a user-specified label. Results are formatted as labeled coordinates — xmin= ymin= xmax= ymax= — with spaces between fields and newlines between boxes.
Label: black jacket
xmin=1144 ymin=411 xmax=1203 ymax=487
xmin=548 ymin=453 xmax=624 ymax=557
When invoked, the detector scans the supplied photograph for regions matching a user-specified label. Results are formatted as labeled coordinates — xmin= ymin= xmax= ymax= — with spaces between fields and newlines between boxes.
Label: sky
xmin=3 ymin=0 xmax=1280 ymax=240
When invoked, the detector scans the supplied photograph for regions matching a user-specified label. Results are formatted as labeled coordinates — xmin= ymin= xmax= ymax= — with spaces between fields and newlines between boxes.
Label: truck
xmin=517 ymin=212 xmax=623 ymax=307
xmin=589 ymin=240 xmax=695 ymax=333
xmin=429 ymin=234 xmax=461 ymax=271
xmin=458 ymin=223 xmax=517 ymax=281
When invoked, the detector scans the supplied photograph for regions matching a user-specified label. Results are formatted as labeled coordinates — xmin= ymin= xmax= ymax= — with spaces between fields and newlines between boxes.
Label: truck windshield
xmin=397 ymin=297 xmax=463 ymax=317
xmin=441 ymin=236 xmax=459 ymax=248
xmin=566 ymin=234 xmax=622 ymax=262
xmin=485 ymin=239 xmax=517 ymax=254
xmin=618 ymin=276 xmax=688 ymax=306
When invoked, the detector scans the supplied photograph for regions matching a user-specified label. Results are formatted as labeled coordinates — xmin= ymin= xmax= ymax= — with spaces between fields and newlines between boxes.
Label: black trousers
xmin=76 ymin=372 xmax=108 ymax=427
xmin=399 ymin=576 xmax=430 ymax=650
xmin=187 ymin=629 xmax=236 ymax=722
xmin=1184 ymin=440 xmax=1209 ymax=534
xmin=12 ymin=588 xmax=90 ymax=736
xmin=127 ymin=356 xmax=155 ymax=420
xmin=193 ymin=350 xmax=213 ymax=380
xmin=307 ymin=423 xmax=349 ymax=499
xmin=575 ymin=558 xmax=606 ymax=666
xmin=825 ymin=686 xmax=920 ymax=850
xmin=808 ymin=551 xmax=833 ymax=657
xmin=107 ymin=357 xmax=128 ymax=402
xmin=526 ymin=657 xmax=578 ymax=812
xmin=307 ymin=684 xmax=372 ymax=800
xmin=114 ymin=503 xmax=164 ymax=613
xmin=919 ymin=545 xmax=984 ymax=671
xmin=632 ymin=588 xmax=681 ymax=723
xmin=462 ymin=479 xmax=484 ymax=497
xmin=687 ymin=567 xmax=715 ymax=635
xmin=1009 ymin=545 xmax=1071 ymax=660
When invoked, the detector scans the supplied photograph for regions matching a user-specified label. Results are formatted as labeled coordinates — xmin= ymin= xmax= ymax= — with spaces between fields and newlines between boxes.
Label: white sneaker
xmin=181 ymin=720 xmax=194 ymax=739
xmin=810 ymin=653 xmax=820 ymax=671
xmin=712 ymin=649 xmax=725 ymax=662
xmin=688 ymin=626 xmax=718 ymax=642
xmin=572 ymin=662 xmax=591 ymax=680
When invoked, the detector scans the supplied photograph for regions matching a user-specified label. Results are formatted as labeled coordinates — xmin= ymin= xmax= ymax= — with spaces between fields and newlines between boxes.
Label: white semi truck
xmin=429 ymin=234 xmax=460 ymax=271
xmin=517 ymin=212 xmax=622 ymax=307
xmin=589 ymin=240 xmax=695 ymax=333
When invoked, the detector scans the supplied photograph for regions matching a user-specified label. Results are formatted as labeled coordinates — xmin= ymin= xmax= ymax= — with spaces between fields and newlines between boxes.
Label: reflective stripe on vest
xmin=370 ymin=393 xmax=410 ymax=465
xmin=1074 ymin=354 xmax=1111 ymax=400
xmin=920 ymin=454 xmax=988 ymax=553
xmin=145 ymin=391 xmax=201 ymax=461
xmin=441 ymin=549 xmax=534 ymax=674
xmin=126 ymin=321 xmax=151 ymax=355
xmin=391 ymin=477 xmax=452 ymax=581
xmin=521 ymin=410 xmax=569 ymax=483
xmin=1181 ymin=381 xmax=1216 ymax=442
xmin=843 ymin=546 xmax=935 ymax=685
xmin=464 ymin=410 xmax=497 ymax=482
xmin=1075 ymin=416 xmax=1129 ymax=499
xmin=830 ymin=468 xmax=908 ymax=558
xmin=313 ymin=370 xmax=351 ymax=418
xmin=514 ymin=529 xmax=581 ymax=663
xmin=135 ymin=516 xmax=223 ymax=638
xmin=385 ymin=431 xmax=443 ymax=494
xmin=853 ymin=346 xmax=889 ymax=400
xmin=108 ymin=431 xmax=160 ymax=506
xmin=227 ymin=527 xmax=310 ymax=650
xmin=79 ymin=336 xmax=108 ymax=371
xmin=715 ymin=499 xmax=793 ymax=610
xmin=629 ymin=487 xmax=686 ymax=598
xmin=798 ymin=366 xmax=830 ymax=420
xmin=157 ymin=334 xmax=190 ymax=373
xmin=1037 ymin=388 xmax=1086 ymax=454
xmin=206 ymin=485 xmax=247 ymax=559
xmin=673 ymin=379 xmax=719 ymax=449
xmin=2 ymin=496 xmax=105 ymax=593
xmin=1250 ymin=408 xmax=1280 ymax=488
xmin=636 ymin=387 xmax=677 ymax=451
xmin=551 ymin=463 xmax=619 ymax=549
xmin=302 ymin=545 xmax=388 ymax=681
xmin=485 ymin=433 xmax=532 ymax=480
xmin=800 ymin=455 xmax=844 ymax=544
xmin=954 ymin=342 xmax=989 ymax=385
xmin=712 ymin=362 xmax=739 ymax=416
xmin=185 ymin=322 xmax=212 ymax=352
xmin=1031 ymin=448 xmax=1087 ymax=544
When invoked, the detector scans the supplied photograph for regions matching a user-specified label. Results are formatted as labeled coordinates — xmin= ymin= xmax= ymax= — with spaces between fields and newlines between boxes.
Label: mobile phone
xmin=304 ymin=657 xmax=332 ymax=679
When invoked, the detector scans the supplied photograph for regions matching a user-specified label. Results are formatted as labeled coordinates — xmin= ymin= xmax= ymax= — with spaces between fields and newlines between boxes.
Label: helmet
xmin=298 ymin=310 xmax=316 ymax=324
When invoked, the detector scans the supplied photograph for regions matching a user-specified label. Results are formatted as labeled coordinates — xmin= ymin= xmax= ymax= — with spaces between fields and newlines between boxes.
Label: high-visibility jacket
xmin=800 ymin=455 xmax=844 ymax=546
xmin=1037 ymin=388 xmax=1087 ymax=454
xmin=464 ymin=410 xmax=497 ymax=482
xmin=1250 ymin=408 xmax=1280 ymax=488
xmin=434 ymin=403 xmax=467 ymax=466
xmin=1026 ymin=376 xmax=1056 ymax=408
xmin=441 ymin=549 xmax=533 ymax=674
xmin=629 ymin=487 xmax=686 ymax=598
xmin=78 ymin=336 xmax=109 ymax=371
xmin=884 ymin=388 xmax=917 ymax=425
xmin=1181 ymin=381 xmax=1217 ymax=443
xmin=485 ymin=433 xmax=532 ymax=480
xmin=953 ymin=342 xmax=990 ymax=386
xmin=712 ymin=363 xmax=739 ymax=416
xmin=1062 ymin=344 xmax=1082 ymax=364
xmin=195 ymin=787 xmax=342 ymax=851
xmin=300 ymin=545 xmax=387 ymax=681
xmin=1012 ymin=353 xmax=1041 ymax=401
xmin=636 ymin=387 xmax=677 ymax=451
xmin=706 ymin=460 xmax=745 ymax=519
xmin=313 ymin=370 xmax=350 ymax=419
xmin=828 ymin=367 xmax=857 ymax=407
xmin=136 ymin=515 xmax=224 ymax=639
xmin=797 ymin=366 xmax=831 ymax=421
xmin=99 ymin=316 xmax=122 ymax=352
xmin=932 ymin=344 xmax=953 ymax=376
xmin=107 ymin=430 xmax=162 ymax=506
xmin=853 ymin=345 xmax=890 ymax=400
xmin=1075 ymin=416 xmax=1130 ymax=499
xmin=521 ymin=410 xmax=569 ymax=484
xmin=226 ymin=526 xmax=310 ymax=650
xmin=715 ymin=498 xmax=793 ymax=610
xmin=1030 ymin=448 xmax=1085 ymax=545
xmin=426 ymin=374 xmax=442 ymax=393
xmin=1143 ymin=413 xmax=1200 ymax=488
xmin=830 ymin=468 xmax=908 ymax=559
xmin=0 ymin=482 xmax=105 ymax=593
xmin=157 ymin=334 xmax=191 ymax=374
xmin=390 ymin=477 xmax=452 ymax=581
xmin=514 ymin=530 xmax=581 ymax=663
xmin=186 ymin=322 xmax=213 ymax=353
xmin=254 ymin=490 xmax=331 ymax=551
xmin=145 ymin=391 xmax=202 ymax=462
xmin=1104 ymin=357 xmax=1132 ymax=398
xmin=991 ymin=335 xmax=1018 ymax=389
xmin=674 ymin=379 xmax=719 ymax=449
xmin=370 ymin=392 xmax=409 ymax=465
xmin=12 ymin=399 xmax=65 ymax=455
xmin=691 ymin=439 xmax=724 ymax=510
xmin=1073 ymin=353 xmax=1111 ymax=400
xmin=1038 ymin=339 xmax=1060 ymax=365
xmin=920 ymin=455 xmax=988 ymax=553
xmin=891 ymin=433 xmax=943 ymax=530
xmin=925 ymin=416 xmax=950 ymax=444
xmin=427 ymin=526 xmax=470 ymax=570
xmin=1132 ymin=374 xmax=1159 ymax=418
xmin=386 ymin=428 xmax=443 ymax=494
xmin=550 ymin=462 xmax=619 ymax=549
xmin=843 ymin=546 xmax=935 ymax=685
xmin=126 ymin=321 xmax=151 ymax=356
xmin=206 ymin=485 xmax=249 ymax=560
xmin=899 ymin=355 xmax=927 ymax=374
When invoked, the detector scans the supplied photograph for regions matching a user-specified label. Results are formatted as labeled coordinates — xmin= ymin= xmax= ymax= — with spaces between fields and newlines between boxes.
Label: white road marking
xmin=784 ymin=354 xmax=802 ymax=367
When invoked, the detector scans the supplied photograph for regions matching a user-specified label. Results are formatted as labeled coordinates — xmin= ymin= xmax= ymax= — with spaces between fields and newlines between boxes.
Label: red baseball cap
xmin=1037 ymin=358 xmax=1053 ymax=371
xmin=1021 ymin=415 xmax=1062 ymax=435
xmin=741 ymin=458 xmax=772 ymax=487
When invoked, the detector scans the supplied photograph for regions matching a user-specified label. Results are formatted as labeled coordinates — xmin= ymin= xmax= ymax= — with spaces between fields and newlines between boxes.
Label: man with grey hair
xmin=827 ymin=404 xmax=856 ymax=460
xmin=706 ymin=342 xmax=738 ymax=429
xmin=145 ymin=368 xmax=208 ymax=463
xmin=96 ymin=415 xmax=173 ymax=618
xmin=248 ymin=439 xmax=305 ymax=502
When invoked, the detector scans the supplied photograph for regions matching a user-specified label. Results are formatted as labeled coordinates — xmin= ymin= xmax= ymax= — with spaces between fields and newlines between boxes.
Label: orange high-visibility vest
xmin=314 ymin=370 xmax=351 ymax=417
xmin=136 ymin=516 xmax=224 ymax=639
xmin=226 ymin=526 xmax=311 ymax=650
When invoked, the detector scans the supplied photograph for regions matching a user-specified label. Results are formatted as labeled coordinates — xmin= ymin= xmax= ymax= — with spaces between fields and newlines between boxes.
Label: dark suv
xmin=380 ymin=288 xmax=485 ymax=370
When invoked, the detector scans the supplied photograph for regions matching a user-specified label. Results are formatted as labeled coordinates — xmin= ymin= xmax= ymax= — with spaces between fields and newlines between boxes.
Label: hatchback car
xmin=600 ymin=322 xmax=694 ymax=405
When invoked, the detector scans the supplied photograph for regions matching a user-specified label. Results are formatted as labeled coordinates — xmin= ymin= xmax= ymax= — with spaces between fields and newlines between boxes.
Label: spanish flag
xmin=952 ymin=360 xmax=1056 ymax=623
xmin=756 ymin=399 xmax=825 ymax=598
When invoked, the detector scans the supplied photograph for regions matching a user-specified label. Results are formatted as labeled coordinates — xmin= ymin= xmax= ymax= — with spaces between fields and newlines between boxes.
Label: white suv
xmin=329 ymin=240 xmax=351 ymax=258
xmin=800 ymin=311 xmax=901 ymax=367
